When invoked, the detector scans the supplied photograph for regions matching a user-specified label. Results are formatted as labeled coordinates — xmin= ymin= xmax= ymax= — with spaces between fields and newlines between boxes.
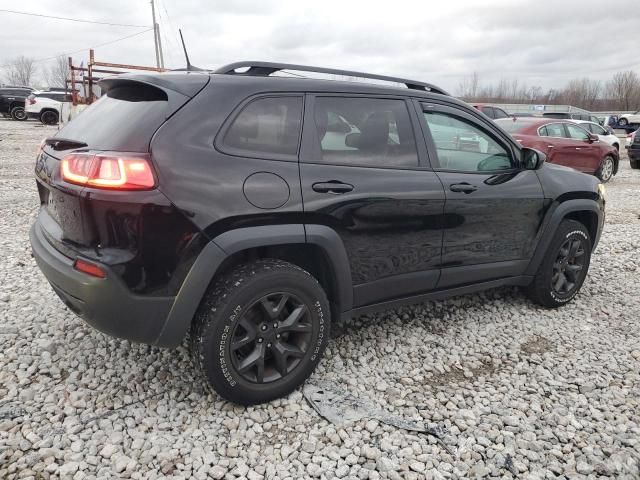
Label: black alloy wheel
xmin=551 ymin=237 xmax=586 ymax=297
xmin=230 ymin=292 xmax=312 ymax=384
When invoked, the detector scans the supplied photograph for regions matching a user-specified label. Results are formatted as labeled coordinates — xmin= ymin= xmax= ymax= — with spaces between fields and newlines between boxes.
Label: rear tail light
xmin=61 ymin=153 xmax=155 ymax=190
xmin=74 ymin=259 xmax=106 ymax=278
xmin=29 ymin=97 xmax=36 ymax=105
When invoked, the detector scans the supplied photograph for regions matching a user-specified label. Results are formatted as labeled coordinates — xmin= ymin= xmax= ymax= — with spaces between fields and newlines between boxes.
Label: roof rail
xmin=213 ymin=61 xmax=449 ymax=95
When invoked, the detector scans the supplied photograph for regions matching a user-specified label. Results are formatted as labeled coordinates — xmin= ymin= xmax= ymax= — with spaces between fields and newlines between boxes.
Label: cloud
xmin=0 ymin=0 xmax=639 ymax=91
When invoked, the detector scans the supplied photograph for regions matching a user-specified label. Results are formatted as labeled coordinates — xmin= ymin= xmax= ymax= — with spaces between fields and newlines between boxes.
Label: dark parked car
xmin=0 ymin=86 xmax=33 ymax=120
xmin=627 ymin=129 xmax=640 ymax=169
xmin=30 ymin=62 xmax=605 ymax=404
xmin=497 ymin=118 xmax=619 ymax=182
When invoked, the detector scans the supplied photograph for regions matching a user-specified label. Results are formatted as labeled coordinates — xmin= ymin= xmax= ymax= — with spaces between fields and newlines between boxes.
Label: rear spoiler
xmin=100 ymin=73 xmax=210 ymax=98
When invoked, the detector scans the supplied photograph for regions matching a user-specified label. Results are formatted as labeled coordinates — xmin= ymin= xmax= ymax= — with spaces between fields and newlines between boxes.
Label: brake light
xmin=61 ymin=153 xmax=155 ymax=190
xmin=29 ymin=97 xmax=36 ymax=105
xmin=74 ymin=259 xmax=106 ymax=278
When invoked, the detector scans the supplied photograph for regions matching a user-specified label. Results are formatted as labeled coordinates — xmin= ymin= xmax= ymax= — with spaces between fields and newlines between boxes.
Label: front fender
xmin=525 ymin=199 xmax=604 ymax=276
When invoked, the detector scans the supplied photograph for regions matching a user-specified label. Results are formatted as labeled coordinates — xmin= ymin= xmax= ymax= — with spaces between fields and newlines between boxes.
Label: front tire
xmin=10 ymin=106 xmax=27 ymax=121
xmin=526 ymin=220 xmax=591 ymax=308
xmin=597 ymin=155 xmax=615 ymax=182
xmin=190 ymin=259 xmax=330 ymax=405
xmin=631 ymin=159 xmax=640 ymax=169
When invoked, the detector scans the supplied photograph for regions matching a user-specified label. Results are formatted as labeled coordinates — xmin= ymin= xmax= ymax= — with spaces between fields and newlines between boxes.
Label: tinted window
xmin=566 ymin=124 xmax=589 ymax=140
xmin=56 ymin=84 xmax=173 ymax=152
xmin=224 ymin=96 xmax=302 ymax=156
xmin=423 ymin=111 xmax=512 ymax=172
xmin=312 ymin=97 xmax=418 ymax=168
xmin=540 ymin=123 xmax=566 ymax=138
xmin=493 ymin=108 xmax=509 ymax=119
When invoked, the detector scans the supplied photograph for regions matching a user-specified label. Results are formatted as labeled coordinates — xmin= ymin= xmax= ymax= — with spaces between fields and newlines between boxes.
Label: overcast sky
xmin=1 ymin=0 xmax=639 ymax=92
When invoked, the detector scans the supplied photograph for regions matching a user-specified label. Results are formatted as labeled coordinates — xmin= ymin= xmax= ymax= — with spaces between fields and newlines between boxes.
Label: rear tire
xmin=40 ymin=110 xmax=59 ymax=125
xmin=10 ymin=106 xmax=27 ymax=121
xmin=190 ymin=259 xmax=330 ymax=405
xmin=618 ymin=118 xmax=628 ymax=126
xmin=597 ymin=155 xmax=615 ymax=182
xmin=526 ymin=220 xmax=591 ymax=308
xmin=631 ymin=159 xmax=640 ymax=170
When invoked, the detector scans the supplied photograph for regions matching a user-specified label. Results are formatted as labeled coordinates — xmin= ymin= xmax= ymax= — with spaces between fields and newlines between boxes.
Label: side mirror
xmin=345 ymin=132 xmax=360 ymax=148
xmin=522 ymin=147 xmax=546 ymax=170
xmin=587 ymin=134 xmax=598 ymax=143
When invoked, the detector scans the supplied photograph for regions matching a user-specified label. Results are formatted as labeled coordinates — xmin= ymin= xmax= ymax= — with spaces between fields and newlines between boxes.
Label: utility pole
xmin=150 ymin=0 xmax=164 ymax=69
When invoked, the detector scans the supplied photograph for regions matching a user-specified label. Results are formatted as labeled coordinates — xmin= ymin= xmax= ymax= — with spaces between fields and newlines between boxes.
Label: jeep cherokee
xmin=30 ymin=62 xmax=606 ymax=404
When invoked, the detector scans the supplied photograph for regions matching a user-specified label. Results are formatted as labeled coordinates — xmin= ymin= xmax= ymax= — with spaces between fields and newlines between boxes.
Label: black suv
xmin=627 ymin=130 xmax=640 ymax=169
xmin=30 ymin=62 xmax=605 ymax=404
xmin=0 ymin=86 xmax=33 ymax=120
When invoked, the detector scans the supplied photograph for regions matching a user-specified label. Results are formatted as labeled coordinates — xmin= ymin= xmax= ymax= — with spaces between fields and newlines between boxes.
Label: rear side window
xmin=540 ymin=123 xmax=566 ymax=138
xmin=311 ymin=97 xmax=418 ymax=168
xmin=222 ymin=96 xmax=302 ymax=157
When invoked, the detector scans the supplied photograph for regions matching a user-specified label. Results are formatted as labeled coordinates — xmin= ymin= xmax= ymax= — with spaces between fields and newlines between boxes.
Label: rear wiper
xmin=45 ymin=137 xmax=88 ymax=151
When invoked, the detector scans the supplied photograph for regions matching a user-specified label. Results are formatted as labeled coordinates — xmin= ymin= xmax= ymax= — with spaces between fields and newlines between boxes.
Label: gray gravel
xmin=1 ymin=117 xmax=639 ymax=479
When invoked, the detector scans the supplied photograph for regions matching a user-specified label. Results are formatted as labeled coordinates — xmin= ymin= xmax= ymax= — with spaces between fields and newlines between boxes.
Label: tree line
xmin=457 ymin=71 xmax=640 ymax=112
xmin=1 ymin=55 xmax=70 ymax=90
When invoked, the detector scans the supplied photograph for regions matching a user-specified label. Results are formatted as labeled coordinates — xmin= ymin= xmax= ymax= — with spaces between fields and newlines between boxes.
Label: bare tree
xmin=562 ymin=78 xmax=601 ymax=110
xmin=457 ymin=71 xmax=480 ymax=99
xmin=45 ymin=56 xmax=70 ymax=89
xmin=4 ymin=56 xmax=37 ymax=86
xmin=606 ymin=71 xmax=640 ymax=110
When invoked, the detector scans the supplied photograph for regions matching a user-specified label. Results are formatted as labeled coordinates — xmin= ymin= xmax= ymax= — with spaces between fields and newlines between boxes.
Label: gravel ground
xmin=1 ymin=117 xmax=639 ymax=479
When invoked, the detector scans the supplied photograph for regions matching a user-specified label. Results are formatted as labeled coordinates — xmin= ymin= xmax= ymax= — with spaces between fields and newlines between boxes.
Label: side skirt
xmin=342 ymin=275 xmax=533 ymax=320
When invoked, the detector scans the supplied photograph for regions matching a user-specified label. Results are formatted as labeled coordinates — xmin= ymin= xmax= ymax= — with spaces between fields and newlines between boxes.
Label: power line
xmin=0 ymin=8 xmax=149 ymax=28
xmin=0 ymin=28 xmax=154 ymax=68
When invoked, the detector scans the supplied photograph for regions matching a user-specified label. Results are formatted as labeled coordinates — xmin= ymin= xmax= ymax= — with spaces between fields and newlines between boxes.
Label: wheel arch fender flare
xmin=154 ymin=224 xmax=353 ymax=347
xmin=525 ymin=199 xmax=603 ymax=276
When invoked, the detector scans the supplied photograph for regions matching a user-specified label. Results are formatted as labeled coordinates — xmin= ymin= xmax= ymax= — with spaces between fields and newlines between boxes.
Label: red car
xmin=496 ymin=117 xmax=618 ymax=182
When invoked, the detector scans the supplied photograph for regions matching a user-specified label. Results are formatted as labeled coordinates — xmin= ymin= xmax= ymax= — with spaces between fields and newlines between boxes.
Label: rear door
xmin=299 ymin=95 xmax=445 ymax=307
xmin=418 ymin=102 xmax=545 ymax=287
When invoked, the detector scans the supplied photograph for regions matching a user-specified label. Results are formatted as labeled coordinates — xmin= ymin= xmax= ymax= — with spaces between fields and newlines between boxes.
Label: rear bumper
xmin=30 ymin=220 xmax=175 ymax=345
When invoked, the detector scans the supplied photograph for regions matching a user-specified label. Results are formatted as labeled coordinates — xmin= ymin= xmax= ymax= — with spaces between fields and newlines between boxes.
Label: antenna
xmin=179 ymin=29 xmax=192 ymax=71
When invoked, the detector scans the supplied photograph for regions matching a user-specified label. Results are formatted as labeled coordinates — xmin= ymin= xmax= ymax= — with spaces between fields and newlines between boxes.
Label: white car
xmin=570 ymin=120 xmax=621 ymax=151
xmin=618 ymin=111 xmax=640 ymax=127
xmin=25 ymin=90 xmax=70 ymax=125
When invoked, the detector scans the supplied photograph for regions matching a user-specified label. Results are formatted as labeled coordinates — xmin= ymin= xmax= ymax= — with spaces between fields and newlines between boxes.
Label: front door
xmin=419 ymin=102 xmax=546 ymax=288
xmin=564 ymin=123 xmax=600 ymax=173
xmin=299 ymin=95 xmax=445 ymax=307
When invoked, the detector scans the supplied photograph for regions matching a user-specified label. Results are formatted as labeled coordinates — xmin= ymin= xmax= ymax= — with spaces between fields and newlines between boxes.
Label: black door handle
xmin=449 ymin=183 xmax=477 ymax=194
xmin=312 ymin=181 xmax=354 ymax=194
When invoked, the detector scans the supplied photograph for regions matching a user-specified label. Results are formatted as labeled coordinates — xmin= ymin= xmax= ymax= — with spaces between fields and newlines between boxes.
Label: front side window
xmin=223 ymin=96 xmax=302 ymax=157
xmin=423 ymin=110 xmax=513 ymax=172
xmin=566 ymin=123 xmax=590 ymax=140
xmin=312 ymin=97 xmax=418 ymax=168
xmin=590 ymin=123 xmax=606 ymax=135
xmin=540 ymin=123 xmax=566 ymax=138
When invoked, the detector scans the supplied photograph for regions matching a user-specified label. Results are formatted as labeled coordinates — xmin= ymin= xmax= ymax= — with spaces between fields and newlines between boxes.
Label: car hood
xmin=536 ymin=161 xmax=600 ymax=200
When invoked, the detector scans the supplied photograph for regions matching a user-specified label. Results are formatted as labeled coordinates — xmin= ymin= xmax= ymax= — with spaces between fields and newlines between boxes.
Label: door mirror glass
xmin=522 ymin=147 xmax=546 ymax=170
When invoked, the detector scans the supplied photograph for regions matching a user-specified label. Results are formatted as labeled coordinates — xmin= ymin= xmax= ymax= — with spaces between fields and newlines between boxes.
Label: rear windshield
xmin=56 ymin=84 xmax=180 ymax=152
